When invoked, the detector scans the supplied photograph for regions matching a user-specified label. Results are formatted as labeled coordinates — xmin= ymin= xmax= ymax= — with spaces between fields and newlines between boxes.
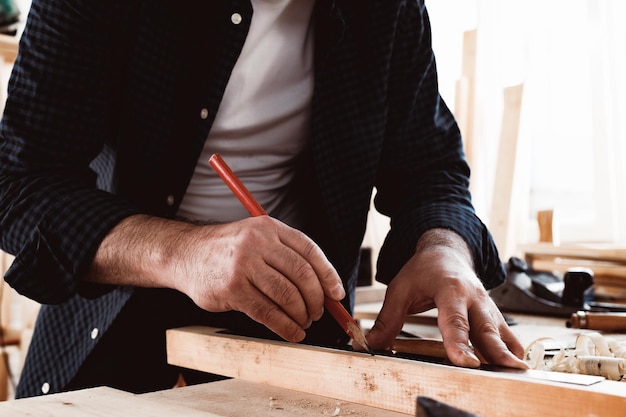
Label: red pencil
xmin=208 ymin=153 xmax=373 ymax=353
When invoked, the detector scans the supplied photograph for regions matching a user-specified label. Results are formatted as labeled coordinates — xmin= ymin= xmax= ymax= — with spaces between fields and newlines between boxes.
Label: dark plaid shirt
xmin=0 ymin=0 xmax=504 ymax=397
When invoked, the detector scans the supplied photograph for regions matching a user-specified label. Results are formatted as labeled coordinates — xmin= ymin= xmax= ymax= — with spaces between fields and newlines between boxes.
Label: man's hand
xmin=365 ymin=229 xmax=528 ymax=369
xmin=87 ymin=214 xmax=345 ymax=343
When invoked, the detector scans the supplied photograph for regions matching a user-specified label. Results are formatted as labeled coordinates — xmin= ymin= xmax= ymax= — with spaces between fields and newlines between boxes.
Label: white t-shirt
xmin=177 ymin=0 xmax=315 ymax=228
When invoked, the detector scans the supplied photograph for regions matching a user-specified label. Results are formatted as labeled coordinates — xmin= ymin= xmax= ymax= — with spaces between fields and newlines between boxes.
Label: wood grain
xmin=144 ymin=378 xmax=408 ymax=417
xmin=520 ymin=242 xmax=626 ymax=263
xmin=166 ymin=326 xmax=626 ymax=417
xmin=0 ymin=386 xmax=222 ymax=417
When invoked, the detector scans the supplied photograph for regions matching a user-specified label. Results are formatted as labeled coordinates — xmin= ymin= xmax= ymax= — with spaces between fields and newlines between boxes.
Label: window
xmin=428 ymin=0 xmax=626 ymax=249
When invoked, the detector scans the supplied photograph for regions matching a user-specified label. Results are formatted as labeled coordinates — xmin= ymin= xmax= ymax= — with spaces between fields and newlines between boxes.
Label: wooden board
xmin=520 ymin=242 xmax=626 ymax=300
xmin=520 ymin=242 xmax=626 ymax=263
xmin=166 ymin=326 xmax=626 ymax=417
xmin=489 ymin=83 xmax=525 ymax=260
xmin=1 ymin=381 xmax=407 ymax=417
xmin=0 ymin=34 xmax=18 ymax=63
xmin=0 ymin=386 xmax=224 ymax=417
xmin=144 ymin=378 xmax=408 ymax=417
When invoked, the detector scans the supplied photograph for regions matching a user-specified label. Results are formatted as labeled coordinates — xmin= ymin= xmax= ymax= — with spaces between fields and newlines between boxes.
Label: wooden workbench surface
xmin=144 ymin=378 xmax=407 ymax=416
xmin=0 ymin=380 xmax=407 ymax=416
xmin=0 ymin=385 xmax=220 ymax=417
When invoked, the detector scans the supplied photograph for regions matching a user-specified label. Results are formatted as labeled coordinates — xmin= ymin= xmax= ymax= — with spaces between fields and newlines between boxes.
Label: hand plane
xmin=489 ymin=257 xmax=596 ymax=317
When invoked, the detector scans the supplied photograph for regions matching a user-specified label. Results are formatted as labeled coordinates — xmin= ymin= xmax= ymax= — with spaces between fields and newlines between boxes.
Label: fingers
xmin=276 ymin=226 xmax=345 ymax=301
xmin=255 ymin=219 xmax=344 ymax=325
xmin=195 ymin=217 xmax=344 ymax=342
xmin=247 ymin=261 xmax=313 ymax=328
xmin=362 ymin=243 xmax=528 ymax=369
xmin=233 ymin=282 xmax=309 ymax=343
xmin=365 ymin=283 xmax=409 ymax=351
xmin=436 ymin=304 xmax=482 ymax=368
xmin=466 ymin=305 xmax=529 ymax=369
xmin=262 ymin=242 xmax=326 ymax=322
xmin=438 ymin=297 xmax=528 ymax=369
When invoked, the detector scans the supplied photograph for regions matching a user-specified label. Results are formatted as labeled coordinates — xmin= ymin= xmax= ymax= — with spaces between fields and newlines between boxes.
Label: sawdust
xmin=358 ymin=372 xmax=378 ymax=392
xmin=267 ymin=397 xmax=372 ymax=416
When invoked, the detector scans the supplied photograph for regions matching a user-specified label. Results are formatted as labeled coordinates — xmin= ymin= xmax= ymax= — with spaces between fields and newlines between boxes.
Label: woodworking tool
xmin=567 ymin=311 xmax=626 ymax=332
xmin=490 ymin=257 xmax=595 ymax=317
xmin=491 ymin=257 xmax=626 ymax=316
xmin=208 ymin=153 xmax=373 ymax=353
xmin=416 ymin=396 xmax=482 ymax=417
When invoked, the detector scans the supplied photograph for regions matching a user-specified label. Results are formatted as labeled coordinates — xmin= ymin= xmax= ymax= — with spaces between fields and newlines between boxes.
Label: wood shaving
xmin=525 ymin=332 xmax=626 ymax=381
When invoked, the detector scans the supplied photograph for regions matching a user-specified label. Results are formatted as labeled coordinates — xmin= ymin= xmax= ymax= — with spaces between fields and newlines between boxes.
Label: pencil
xmin=208 ymin=153 xmax=373 ymax=353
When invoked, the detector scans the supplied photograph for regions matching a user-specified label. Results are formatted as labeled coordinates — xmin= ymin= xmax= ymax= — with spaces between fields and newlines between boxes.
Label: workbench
xmin=1 ymin=312 xmax=625 ymax=416
xmin=0 ymin=379 xmax=406 ymax=417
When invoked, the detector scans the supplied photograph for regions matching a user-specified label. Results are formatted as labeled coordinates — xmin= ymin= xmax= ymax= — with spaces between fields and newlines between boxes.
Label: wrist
xmin=415 ymin=228 xmax=474 ymax=269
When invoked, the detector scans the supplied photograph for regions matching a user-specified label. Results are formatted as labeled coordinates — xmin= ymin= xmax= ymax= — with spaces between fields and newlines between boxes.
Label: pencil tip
xmin=347 ymin=321 xmax=375 ymax=355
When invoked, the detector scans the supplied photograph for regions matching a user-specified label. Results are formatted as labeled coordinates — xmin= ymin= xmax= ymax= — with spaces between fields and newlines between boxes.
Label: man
xmin=0 ymin=0 xmax=527 ymax=398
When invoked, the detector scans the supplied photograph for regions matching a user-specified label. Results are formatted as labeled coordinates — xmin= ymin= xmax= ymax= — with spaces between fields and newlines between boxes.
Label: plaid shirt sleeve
xmin=0 ymin=1 xmax=141 ymax=303
xmin=310 ymin=1 xmax=505 ymax=289
xmin=373 ymin=2 xmax=505 ymax=288
xmin=375 ymin=2 xmax=504 ymax=288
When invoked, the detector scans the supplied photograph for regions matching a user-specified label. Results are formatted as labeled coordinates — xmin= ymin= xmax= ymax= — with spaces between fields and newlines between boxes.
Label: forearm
xmin=85 ymin=214 xmax=195 ymax=291
xmin=86 ymin=214 xmax=346 ymax=343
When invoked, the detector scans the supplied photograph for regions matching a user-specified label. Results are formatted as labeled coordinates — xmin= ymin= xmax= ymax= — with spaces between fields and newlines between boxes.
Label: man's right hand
xmin=87 ymin=214 xmax=345 ymax=342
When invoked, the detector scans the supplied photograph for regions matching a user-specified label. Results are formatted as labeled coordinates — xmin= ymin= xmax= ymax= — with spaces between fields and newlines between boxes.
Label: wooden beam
xmin=166 ymin=326 xmax=626 ymax=417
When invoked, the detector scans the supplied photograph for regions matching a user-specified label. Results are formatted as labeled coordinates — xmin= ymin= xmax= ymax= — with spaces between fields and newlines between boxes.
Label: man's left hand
xmin=365 ymin=229 xmax=528 ymax=369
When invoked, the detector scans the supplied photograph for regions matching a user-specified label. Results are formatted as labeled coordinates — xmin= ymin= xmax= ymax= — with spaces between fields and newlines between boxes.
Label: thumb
xmin=365 ymin=297 xmax=407 ymax=351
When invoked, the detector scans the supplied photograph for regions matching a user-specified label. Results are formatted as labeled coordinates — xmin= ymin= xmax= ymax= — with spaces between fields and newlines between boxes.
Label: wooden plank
xmin=537 ymin=209 xmax=557 ymax=243
xmin=0 ymin=34 xmax=18 ymax=63
xmin=454 ymin=30 xmax=477 ymax=170
xmin=0 ymin=386 xmax=223 ymax=417
xmin=531 ymin=258 xmax=626 ymax=277
xmin=355 ymin=284 xmax=387 ymax=304
xmin=354 ymin=310 xmax=438 ymax=327
xmin=143 ymin=378 xmax=408 ymax=417
xmin=489 ymin=83 xmax=525 ymax=260
xmin=520 ymin=242 xmax=626 ymax=263
xmin=166 ymin=326 xmax=626 ymax=417
xmin=520 ymin=242 xmax=626 ymax=300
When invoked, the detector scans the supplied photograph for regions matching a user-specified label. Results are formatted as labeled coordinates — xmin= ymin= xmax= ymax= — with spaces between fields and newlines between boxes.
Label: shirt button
xmin=166 ymin=195 xmax=175 ymax=206
xmin=231 ymin=13 xmax=242 ymax=25
xmin=41 ymin=382 xmax=50 ymax=394
xmin=200 ymin=108 xmax=209 ymax=120
xmin=90 ymin=328 xmax=99 ymax=340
